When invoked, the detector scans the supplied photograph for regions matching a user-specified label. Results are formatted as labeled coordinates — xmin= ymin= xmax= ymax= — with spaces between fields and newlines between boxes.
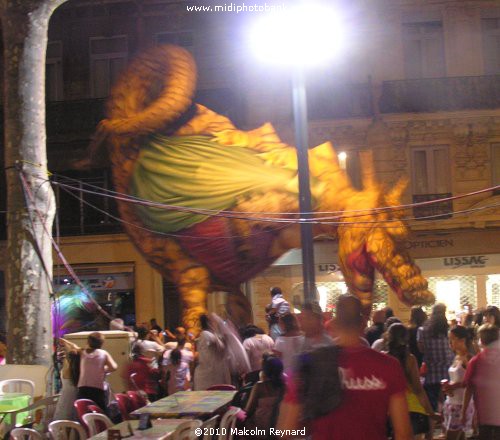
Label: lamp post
xmin=292 ymin=65 xmax=316 ymax=301
xmin=251 ymin=2 xmax=342 ymax=302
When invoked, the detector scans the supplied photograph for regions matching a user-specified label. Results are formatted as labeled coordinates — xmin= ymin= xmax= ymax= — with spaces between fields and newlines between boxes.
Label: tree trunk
xmin=1 ymin=0 xmax=67 ymax=366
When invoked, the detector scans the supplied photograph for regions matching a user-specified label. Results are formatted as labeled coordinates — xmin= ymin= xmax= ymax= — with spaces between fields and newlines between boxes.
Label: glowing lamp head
xmin=250 ymin=3 xmax=343 ymax=67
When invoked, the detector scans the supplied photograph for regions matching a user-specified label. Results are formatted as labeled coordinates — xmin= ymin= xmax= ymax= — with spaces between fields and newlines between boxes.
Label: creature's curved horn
xmin=101 ymin=45 xmax=197 ymax=136
xmin=385 ymin=176 xmax=409 ymax=207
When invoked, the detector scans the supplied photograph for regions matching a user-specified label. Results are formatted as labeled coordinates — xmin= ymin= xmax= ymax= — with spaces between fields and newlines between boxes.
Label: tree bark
xmin=1 ymin=0 xmax=67 ymax=366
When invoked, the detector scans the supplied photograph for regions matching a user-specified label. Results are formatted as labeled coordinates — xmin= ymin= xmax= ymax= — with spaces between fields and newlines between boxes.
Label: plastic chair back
xmin=82 ymin=413 xmax=113 ymax=436
xmin=172 ymin=420 xmax=202 ymax=440
xmin=114 ymin=393 xmax=134 ymax=421
xmin=74 ymin=398 xmax=103 ymax=433
xmin=206 ymin=384 xmax=236 ymax=391
xmin=10 ymin=428 xmax=44 ymax=440
xmin=218 ymin=407 xmax=241 ymax=440
xmin=48 ymin=420 xmax=87 ymax=440
xmin=0 ymin=379 xmax=35 ymax=403
xmin=200 ymin=415 xmax=219 ymax=440
xmin=125 ymin=391 xmax=148 ymax=410
xmin=87 ymin=405 xmax=102 ymax=414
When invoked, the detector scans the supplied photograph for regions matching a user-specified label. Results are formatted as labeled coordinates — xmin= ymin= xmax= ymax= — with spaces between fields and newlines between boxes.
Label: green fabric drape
xmin=129 ymin=134 xmax=298 ymax=233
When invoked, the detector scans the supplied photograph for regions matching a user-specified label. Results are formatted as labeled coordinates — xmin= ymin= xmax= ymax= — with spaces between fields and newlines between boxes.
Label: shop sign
xmin=405 ymin=239 xmax=454 ymax=250
xmin=443 ymin=255 xmax=488 ymax=269
xmin=318 ymin=263 xmax=341 ymax=273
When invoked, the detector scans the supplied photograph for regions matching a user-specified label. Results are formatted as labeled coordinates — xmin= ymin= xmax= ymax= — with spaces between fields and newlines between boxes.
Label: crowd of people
xmin=52 ymin=287 xmax=500 ymax=440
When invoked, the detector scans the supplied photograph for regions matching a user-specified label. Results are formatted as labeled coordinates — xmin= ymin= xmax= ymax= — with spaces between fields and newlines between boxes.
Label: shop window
xmin=411 ymin=146 xmax=452 ymax=219
xmin=90 ymin=36 xmax=128 ymax=98
xmin=46 ymin=41 xmax=63 ymax=101
xmin=486 ymin=274 xmax=500 ymax=307
xmin=403 ymin=21 xmax=446 ymax=79
xmin=426 ymin=276 xmax=477 ymax=319
xmin=54 ymin=266 xmax=135 ymax=331
xmin=492 ymin=144 xmax=500 ymax=194
xmin=373 ymin=279 xmax=390 ymax=311
xmin=482 ymin=17 xmax=500 ymax=74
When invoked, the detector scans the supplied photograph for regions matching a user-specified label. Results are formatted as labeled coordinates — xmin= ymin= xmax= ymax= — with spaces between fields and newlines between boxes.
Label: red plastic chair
xmin=206 ymin=384 xmax=236 ymax=391
xmin=126 ymin=391 xmax=149 ymax=410
xmin=114 ymin=393 xmax=135 ymax=421
xmin=74 ymin=399 xmax=104 ymax=434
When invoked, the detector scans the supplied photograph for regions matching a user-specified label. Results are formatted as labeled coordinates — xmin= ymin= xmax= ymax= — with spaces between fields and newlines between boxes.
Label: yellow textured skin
xmin=87 ymin=45 xmax=434 ymax=328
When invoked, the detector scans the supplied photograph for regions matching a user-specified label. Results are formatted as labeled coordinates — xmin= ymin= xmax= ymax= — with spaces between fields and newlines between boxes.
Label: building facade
xmin=0 ymin=0 xmax=499 ymax=331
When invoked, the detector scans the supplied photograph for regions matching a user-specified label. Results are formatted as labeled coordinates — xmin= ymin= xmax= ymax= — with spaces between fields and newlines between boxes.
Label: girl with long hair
xmin=441 ymin=326 xmax=475 ymax=440
xmin=61 ymin=332 xmax=117 ymax=412
xmin=165 ymin=347 xmax=191 ymax=395
xmin=244 ymin=354 xmax=286 ymax=438
xmin=386 ymin=323 xmax=440 ymax=439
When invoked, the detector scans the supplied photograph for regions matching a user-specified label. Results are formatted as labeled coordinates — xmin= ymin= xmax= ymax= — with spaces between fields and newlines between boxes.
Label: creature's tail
xmin=85 ymin=45 xmax=197 ymax=163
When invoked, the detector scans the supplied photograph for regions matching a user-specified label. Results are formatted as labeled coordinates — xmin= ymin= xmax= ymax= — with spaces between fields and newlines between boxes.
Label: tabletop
xmin=0 ymin=393 xmax=32 ymax=437
xmin=88 ymin=418 xmax=188 ymax=440
xmin=131 ymin=391 xmax=236 ymax=419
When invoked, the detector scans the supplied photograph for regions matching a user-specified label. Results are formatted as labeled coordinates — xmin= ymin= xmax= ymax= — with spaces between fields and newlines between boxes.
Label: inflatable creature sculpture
xmin=87 ymin=45 xmax=434 ymax=331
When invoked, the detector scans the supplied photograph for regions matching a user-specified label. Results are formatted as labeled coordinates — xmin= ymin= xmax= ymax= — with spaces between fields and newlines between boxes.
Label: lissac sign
xmin=443 ymin=256 xmax=488 ymax=269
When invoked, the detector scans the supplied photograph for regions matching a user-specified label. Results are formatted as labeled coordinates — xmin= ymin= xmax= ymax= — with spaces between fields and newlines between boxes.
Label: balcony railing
xmin=380 ymin=75 xmax=500 ymax=113
xmin=412 ymin=193 xmax=453 ymax=220
xmin=307 ymin=83 xmax=372 ymax=120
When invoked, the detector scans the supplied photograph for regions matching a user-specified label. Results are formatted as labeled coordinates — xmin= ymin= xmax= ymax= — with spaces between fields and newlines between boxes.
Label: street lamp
xmin=251 ymin=3 xmax=343 ymax=302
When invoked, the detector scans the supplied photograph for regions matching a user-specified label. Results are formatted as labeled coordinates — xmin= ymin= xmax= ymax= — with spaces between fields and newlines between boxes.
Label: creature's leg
xmin=177 ymin=264 xmax=211 ymax=333
xmin=226 ymin=290 xmax=253 ymax=328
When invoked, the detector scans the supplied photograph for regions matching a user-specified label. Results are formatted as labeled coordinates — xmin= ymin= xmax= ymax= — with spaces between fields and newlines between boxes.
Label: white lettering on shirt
xmin=339 ymin=367 xmax=387 ymax=390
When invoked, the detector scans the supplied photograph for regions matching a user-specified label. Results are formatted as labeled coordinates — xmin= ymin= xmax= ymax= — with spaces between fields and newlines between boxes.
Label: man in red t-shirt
xmin=277 ymin=295 xmax=412 ymax=440
xmin=462 ymin=324 xmax=500 ymax=440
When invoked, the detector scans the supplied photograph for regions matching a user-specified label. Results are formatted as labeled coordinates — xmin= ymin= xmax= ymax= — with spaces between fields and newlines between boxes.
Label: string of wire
xmin=54 ymin=175 xmax=500 ymax=232
xmin=47 ymin=170 xmax=500 ymax=219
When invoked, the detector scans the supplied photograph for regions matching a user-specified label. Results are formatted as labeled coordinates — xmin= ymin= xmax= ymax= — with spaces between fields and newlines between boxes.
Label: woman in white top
xmin=62 ymin=332 xmax=117 ymax=411
xmin=273 ymin=313 xmax=304 ymax=372
xmin=441 ymin=325 xmax=475 ymax=440
xmin=193 ymin=315 xmax=230 ymax=390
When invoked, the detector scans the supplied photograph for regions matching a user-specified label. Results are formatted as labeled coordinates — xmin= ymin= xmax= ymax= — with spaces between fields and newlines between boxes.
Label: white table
xmin=88 ymin=419 xmax=189 ymax=440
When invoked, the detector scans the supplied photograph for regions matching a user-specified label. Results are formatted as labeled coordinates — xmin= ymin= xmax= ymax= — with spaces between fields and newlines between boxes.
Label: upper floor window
xmin=155 ymin=31 xmax=193 ymax=48
xmin=52 ymin=169 xmax=121 ymax=236
xmin=46 ymin=41 xmax=63 ymax=101
xmin=411 ymin=146 xmax=452 ymax=219
xmin=412 ymin=146 xmax=450 ymax=194
xmin=90 ymin=35 xmax=128 ymax=98
xmin=403 ymin=21 xmax=445 ymax=79
xmin=482 ymin=18 xmax=500 ymax=74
